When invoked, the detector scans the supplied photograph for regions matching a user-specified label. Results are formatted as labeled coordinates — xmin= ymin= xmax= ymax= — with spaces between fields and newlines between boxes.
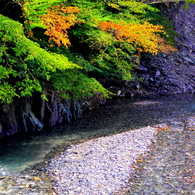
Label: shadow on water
xmin=1 ymin=94 xmax=195 ymax=175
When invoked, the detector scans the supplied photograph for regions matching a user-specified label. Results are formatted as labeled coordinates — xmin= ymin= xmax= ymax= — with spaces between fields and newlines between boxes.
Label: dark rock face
xmin=0 ymin=103 xmax=18 ymax=137
xmin=164 ymin=3 xmax=195 ymax=54
xmin=139 ymin=2 xmax=195 ymax=95
xmin=0 ymin=91 xmax=107 ymax=138
xmin=0 ymin=93 xmax=82 ymax=138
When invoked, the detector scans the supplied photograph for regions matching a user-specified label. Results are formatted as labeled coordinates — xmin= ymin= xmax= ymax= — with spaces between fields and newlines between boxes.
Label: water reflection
xmin=0 ymin=95 xmax=195 ymax=175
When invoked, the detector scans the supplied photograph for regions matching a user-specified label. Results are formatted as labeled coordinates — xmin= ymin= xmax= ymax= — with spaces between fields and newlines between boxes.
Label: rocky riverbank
xmin=1 ymin=96 xmax=195 ymax=194
xmin=118 ymin=118 xmax=195 ymax=195
xmin=46 ymin=126 xmax=158 ymax=195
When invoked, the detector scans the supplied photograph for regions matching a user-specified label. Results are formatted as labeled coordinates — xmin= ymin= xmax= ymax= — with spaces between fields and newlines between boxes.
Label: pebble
xmin=118 ymin=119 xmax=195 ymax=195
xmin=47 ymin=126 xmax=158 ymax=194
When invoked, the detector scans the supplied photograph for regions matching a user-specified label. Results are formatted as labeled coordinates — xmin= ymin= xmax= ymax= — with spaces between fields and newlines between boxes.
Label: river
xmin=0 ymin=94 xmax=195 ymax=176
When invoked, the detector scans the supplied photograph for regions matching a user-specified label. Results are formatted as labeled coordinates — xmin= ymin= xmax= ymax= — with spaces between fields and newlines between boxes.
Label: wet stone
xmin=117 ymin=121 xmax=195 ymax=195
xmin=0 ymin=174 xmax=55 ymax=195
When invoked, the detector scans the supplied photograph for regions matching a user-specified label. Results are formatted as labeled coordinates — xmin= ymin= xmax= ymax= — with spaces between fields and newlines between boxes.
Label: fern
xmin=0 ymin=14 xmax=79 ymax=103
xmin=0 ymin=0 xmax=179 ymax=103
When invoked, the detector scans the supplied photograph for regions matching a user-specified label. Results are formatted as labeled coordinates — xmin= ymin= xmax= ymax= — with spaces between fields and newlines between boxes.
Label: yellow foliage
xmin=99 ymin=21 xmax=177 ymax=55
xmin=41 ymin=6 xmax=80 ymax=47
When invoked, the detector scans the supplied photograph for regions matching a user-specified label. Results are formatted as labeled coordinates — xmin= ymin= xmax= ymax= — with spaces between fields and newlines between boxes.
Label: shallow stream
xmin=1 ymin=95 xmax=195 ymax=176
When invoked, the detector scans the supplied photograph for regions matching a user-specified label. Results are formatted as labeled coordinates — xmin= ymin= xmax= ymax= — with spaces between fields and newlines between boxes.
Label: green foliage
xmin=144 ymin=4 xmax=177 ymax=45
xmin=15 ymin=0 xmax=65 ymax=30
xmin=0 ymin=0 xmax=179 ymax=104
xmin=0 ymin=13 xmax=109 ymax=103
xmin=50 ymin=69 xmax=111 ymax=99
xmin=67 ymin=0 xmax=176 ymax=79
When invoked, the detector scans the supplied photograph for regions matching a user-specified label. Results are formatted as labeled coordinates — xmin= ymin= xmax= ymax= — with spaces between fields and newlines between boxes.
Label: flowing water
xmin=1 ymin=95 xmax=195 ymax=176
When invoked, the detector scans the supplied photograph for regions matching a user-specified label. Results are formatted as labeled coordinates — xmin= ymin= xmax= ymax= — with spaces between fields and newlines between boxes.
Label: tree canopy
xmin=0 ymin=0 xmax=181 ymax=103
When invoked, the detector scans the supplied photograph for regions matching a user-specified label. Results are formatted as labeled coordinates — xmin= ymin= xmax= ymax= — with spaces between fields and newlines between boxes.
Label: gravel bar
xmin=47 ymin=126 xmax=158 ymax=195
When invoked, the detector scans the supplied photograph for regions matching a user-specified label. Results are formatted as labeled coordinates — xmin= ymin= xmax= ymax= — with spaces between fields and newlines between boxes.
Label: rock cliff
xmin=0 ymin=93 xmax=82 ymax=138
xmin=139 ymin=2 xmax=195 ymax=95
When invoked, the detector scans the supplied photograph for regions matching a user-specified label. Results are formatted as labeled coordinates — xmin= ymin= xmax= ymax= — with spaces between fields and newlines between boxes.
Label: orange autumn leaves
xmin=41 ymin=6 xmax=80 ymax=47
xmin=99 ymin=21 xmax=177 ymax=55
xmin=40 ymin=5 xmax=176 ymax=55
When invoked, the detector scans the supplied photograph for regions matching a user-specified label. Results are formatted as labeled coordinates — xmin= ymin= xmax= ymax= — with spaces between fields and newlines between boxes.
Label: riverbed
xmin=0 ymin=95 xmax=195 ymax=194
